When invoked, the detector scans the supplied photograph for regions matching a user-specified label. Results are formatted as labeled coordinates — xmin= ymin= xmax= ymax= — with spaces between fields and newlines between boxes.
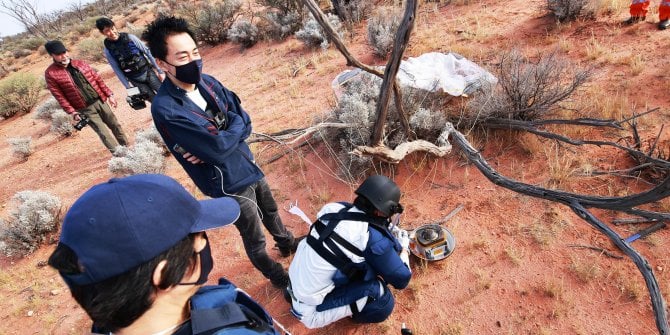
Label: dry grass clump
xmin=0 ymin=191 xmax=62 ymax=257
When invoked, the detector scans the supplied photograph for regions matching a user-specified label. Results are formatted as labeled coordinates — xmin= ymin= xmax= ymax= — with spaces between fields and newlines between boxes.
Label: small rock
xmin=657 ymin=266 xmax=663 ymax=272
xmin=27 ymin=310 xmax=34 ymax=317
xmin=496 ymin=321 xmax=502 ymax=327
xmin=50 ymin=289 xmax=60 ymax=296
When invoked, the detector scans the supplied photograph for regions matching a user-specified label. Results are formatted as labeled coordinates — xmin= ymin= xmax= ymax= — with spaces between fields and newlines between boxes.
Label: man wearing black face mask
xmin=48 ymin=174 xmax=284 ymax=335
xmin=142 ymin=16 xmax=299 ymax=291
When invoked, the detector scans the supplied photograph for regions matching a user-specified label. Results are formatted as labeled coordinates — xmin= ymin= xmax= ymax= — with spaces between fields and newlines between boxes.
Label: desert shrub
xmin=0 ymin=72 xmax=44 ymax=118
xmin=19 ymin=37 xmax=45 ymax=51
xmin=0 ymin=190 xmax=62 ymax=257
xmin=8 ymin=137 xmax=32 ymax=159
xmin=258 ymin=0 xmax=302 ymax=14
xmin=228 ymin=19 xmax=260 ymax=49
xmin=77 ymin=37 xmax=106 ymax=63
xmin=260 ymin=10 xmax=302 ymax=40
xmin=50 ymin=110 xmax=76 ymax=136
xmin=410 ymin=107 xmax=447 ymax=137
xmin=12 ymin=49 xmax=32 ymax=59
xmin=465 ymin=50 xmax=591 ymax=127
xmin=108 ymin=126 xmax=167 ymax=176
xmin=367 ymin=7 xmax=402 ymax=58
xmin=331 ymin=0 xmax=374 ymax=23
xmin=296 ymin=13 xmax=343 ymax=49
xmin=135 ymin=124 xmax=169 ymax=155
xmin=548 ymin=0 xmax=589 ymax=22
xmin=177 ymin=0 xmax=243 ymax=45
xmin=34 ymin=96 xmax=63 ymax=120
xmin=74 ymin=22 xmax=93 ymax=35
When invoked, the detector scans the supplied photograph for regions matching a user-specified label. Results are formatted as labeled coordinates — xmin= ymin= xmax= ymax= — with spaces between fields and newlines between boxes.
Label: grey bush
xmin=367 ymin=7 xmax=402 ymax=58
xmin=261 ymin=10 xmax=302 ymax=40
xmin=296 ymin=13 xmax=343 ymax=49
xmin=228 ymin=19 xmax=260 ymax=49
xmin=108 ymin=126 xmax=167 ymax=176
xmin=50 ymin=110 xmax=76 ymax=136
xmin=548 ymin=0 xmax=588 ymax=22
xmin=0 ymin=190 xmax=62 ymax=257
xmin=8 ymin=137 xmax=32 ymax=159
xmin=34 ymin=96 xmax=63 ymax=120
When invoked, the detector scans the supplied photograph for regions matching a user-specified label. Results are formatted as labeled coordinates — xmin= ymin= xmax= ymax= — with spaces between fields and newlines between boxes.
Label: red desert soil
xmin=1 ymin=1 xmax=670 ymax=334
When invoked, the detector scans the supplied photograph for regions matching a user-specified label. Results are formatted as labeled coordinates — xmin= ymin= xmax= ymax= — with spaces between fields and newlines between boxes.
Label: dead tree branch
xmin=444 ymin=121 xmax=669 ymax=333
xmin=370 ymin=0 xmax=417 ymax=145
xmin=302 ymin=0 xmax=414 ymax=141
xmin=569 ymin=202 xmax=668 ymax=334
xmin=567 ymin=244 xmax=624 ymax=259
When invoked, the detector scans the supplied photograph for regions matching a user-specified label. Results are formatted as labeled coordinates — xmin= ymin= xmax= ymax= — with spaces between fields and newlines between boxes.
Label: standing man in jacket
xmin=287 ymin=175 xmax=412 ymax=329
xmin=142 ymin=16 xmax=298 ymax=289
xmin=44 ymin=40 xmax=128 ymax=153
xmin=96 ymin=17 xmax=164 ymax=102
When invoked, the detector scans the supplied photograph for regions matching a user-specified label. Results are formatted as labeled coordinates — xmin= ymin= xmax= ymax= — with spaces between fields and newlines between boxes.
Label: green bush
xmin=0 ymin=190 xmax=62 ymax=257
xmin=19 ymin=37 xmax=45 ymax=51
xmin=296 ymin=13 xmax=343 ymax=49
xmin=76 ymin=37 xmax=106 ymax=63
xmin=178 ymin=0 xmax=243 ymax=45
xmin=0 ymin=72 xmax=44 ymax=118
xmin=228 ymin=19 xmax=260 ymax=49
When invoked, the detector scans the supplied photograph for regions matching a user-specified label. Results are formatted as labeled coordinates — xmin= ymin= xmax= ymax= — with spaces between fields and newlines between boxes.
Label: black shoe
xmin=624 ymin=16 xmax=645 ymax=25
xmin=659 ymin=19 xmax=670 ymax=30
xmin=278 ymin=235 xmax=306 ymax=258
xmin=270 ymin=271 xmax=289 ymax=289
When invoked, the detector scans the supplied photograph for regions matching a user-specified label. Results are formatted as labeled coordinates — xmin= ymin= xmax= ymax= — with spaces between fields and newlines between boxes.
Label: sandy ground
xmin=1 ymin=0 xmax=670 ymax=334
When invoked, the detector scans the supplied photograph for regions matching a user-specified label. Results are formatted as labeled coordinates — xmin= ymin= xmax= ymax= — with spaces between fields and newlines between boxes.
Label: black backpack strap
xmin=312 ymin=220 xmax=362 ymax=257
xmin=306 ymin=204 xmax=375 ymax=279
xmin=191 ymin=302 xmax=249 ymax=335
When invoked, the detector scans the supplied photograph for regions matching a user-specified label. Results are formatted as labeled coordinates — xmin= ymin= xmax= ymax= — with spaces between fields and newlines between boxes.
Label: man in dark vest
xmin=96 ymin=17 xmax=164 ymax=102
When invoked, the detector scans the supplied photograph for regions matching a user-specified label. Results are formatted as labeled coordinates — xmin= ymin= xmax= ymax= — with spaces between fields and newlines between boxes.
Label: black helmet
xmin=354 ymin=175 xmax=403 ymax=217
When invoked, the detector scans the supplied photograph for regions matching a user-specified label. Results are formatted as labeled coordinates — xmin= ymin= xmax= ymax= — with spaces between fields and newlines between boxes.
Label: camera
xmin=74 ymin=113 xmax=89 ymax=131
xmin=126 ymin=87 xmax=147 ymax=110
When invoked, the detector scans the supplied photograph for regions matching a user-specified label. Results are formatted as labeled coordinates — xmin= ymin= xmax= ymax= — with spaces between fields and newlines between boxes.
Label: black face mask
xmin=166 ymin=59 xmax=202 ymax=84
xmin=179 ymin=236 xmax=213 ymax=286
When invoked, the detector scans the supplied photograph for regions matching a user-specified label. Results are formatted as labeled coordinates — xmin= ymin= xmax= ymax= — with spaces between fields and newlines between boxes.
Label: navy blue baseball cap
xmin=58 ymin=174 xmax=240 ymax=286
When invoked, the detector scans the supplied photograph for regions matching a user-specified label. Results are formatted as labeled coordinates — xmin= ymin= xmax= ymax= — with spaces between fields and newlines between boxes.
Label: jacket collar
xmin=163 ymin=75 xmax=226 ymax=114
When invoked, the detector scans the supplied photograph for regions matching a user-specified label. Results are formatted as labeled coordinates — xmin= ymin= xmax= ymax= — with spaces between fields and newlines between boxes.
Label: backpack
xmin=104 ymin=33 xmax=149 ymax=76
xmin=305 ymin=203 xmax=389 ymax=286
xmin=188 ymin=278 xmax=281 ymax=335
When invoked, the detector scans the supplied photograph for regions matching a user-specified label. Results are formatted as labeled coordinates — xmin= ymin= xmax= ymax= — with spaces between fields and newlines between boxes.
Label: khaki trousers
xmin=78 ymin=99 xmax=128 ymax=152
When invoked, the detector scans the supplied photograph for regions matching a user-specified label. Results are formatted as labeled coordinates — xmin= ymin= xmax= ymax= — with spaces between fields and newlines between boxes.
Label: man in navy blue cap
xmin=48 ymin=174 xmax=282 ymax=335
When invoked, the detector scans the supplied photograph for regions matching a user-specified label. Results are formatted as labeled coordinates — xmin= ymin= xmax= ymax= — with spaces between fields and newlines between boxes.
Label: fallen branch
xmin=352 ymin=139 xmax=452 ymax=164
xmin=567 ymin=244 xmax=624 ymax=259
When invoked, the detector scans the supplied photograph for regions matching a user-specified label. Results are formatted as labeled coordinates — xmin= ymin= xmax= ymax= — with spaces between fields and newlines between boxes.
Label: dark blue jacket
xmin=151 ymin=74 xmax=263 ymax=196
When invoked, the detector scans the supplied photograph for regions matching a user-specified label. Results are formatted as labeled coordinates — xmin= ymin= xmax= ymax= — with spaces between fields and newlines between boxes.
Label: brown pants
xmin=78 ymin=100 xmax=128 ymax=152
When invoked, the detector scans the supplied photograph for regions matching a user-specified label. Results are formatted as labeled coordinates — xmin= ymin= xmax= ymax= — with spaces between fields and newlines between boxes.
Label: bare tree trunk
xmin=370 ymin=0 xmax=417 ymax=146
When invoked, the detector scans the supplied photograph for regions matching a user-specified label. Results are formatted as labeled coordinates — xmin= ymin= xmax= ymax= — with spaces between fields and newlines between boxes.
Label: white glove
xmin=399 ymin=249 xmax=411 ymax=273
xmin=397 ymin=229 xmax=410 ymax=250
